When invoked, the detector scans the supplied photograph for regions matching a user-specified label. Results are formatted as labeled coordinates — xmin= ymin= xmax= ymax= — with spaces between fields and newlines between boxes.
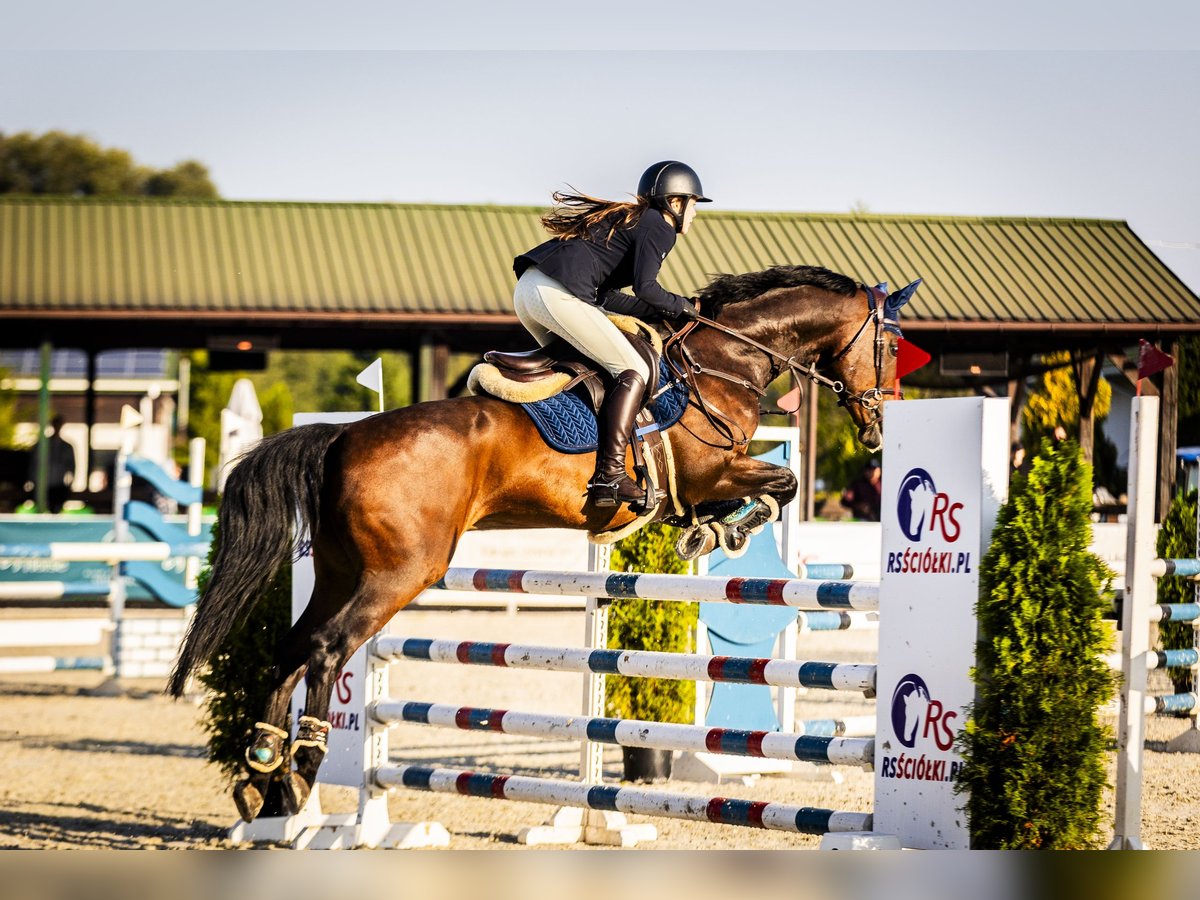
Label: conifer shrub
xmin=956 ymin=438 xmax=1116 ymax=849
xmin=1156 ymin=489 xmax=1198 ymax=696
xmin=605 ymin=523 xmax=697 ymax=724
xmin=192 ymin=520 xmax=293 ymax=805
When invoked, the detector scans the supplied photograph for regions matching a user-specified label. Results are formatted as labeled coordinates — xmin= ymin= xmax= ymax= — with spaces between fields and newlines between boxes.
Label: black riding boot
xmin=588 ymin=369 xmax=648 ymax=508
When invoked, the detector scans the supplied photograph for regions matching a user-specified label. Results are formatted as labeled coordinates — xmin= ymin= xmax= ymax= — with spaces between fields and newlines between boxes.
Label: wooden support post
xmin=431 ymin=341 xmax=449 ymax=402
xmin=1007 ymin=374 xmax=1026 ymax=449
xmin=1076 ymin=352 xmax=1103 ymax=465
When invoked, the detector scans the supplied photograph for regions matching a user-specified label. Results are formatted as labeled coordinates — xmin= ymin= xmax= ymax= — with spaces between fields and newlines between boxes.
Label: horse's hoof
xmin=676 ymin=524 xmax=716 ymax=560
xmin=280 ymin=771 xmax=311 ymax=816
xmin=233 ymin=779 xmax=265 ymax=823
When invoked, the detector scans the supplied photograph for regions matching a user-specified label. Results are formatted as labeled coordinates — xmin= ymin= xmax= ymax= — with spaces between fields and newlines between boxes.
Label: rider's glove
xmin=676 ymin=298 xmax=701 ymax=321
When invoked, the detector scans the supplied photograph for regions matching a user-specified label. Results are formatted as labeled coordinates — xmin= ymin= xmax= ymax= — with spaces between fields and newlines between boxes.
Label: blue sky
xmin=3 ymin=4 xmax=1199 ymax=291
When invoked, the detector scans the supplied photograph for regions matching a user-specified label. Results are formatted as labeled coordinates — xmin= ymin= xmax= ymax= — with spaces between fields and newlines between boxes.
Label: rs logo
xmin=334 ymin=670 xmax=354 ymax=704
xmin=897 ymin=468 xmax=963 ymax=543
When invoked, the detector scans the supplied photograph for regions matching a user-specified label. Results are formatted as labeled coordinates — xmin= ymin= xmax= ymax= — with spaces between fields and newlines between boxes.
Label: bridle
xmin=662 ymin=284 xmax=902 ymax=449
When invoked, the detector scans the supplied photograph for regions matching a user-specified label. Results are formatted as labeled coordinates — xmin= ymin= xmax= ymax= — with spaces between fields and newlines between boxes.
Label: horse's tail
xmin=167 ymin=423 xmax=345 ymax=697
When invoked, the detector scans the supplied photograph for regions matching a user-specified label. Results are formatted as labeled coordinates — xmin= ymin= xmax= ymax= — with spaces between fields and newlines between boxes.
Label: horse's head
xmin=822 ymin=280 xmax=920 ymax=451
xmin=694 ymin=267 xmax=921 ymax=452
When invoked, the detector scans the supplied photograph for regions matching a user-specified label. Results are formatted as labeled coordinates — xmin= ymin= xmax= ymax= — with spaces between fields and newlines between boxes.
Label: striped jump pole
xmin=797 ymin=610 xmax=878 ymax=632
xmin=1152 ymin=603 xmax=1200 ymax=623
xmin=433 ymin=568 xmax=879 ymax=611
xmin=1105 ymin=649 xmax=1200 ymax=671
xmin=1149 ymin=693 xmax=1198 ymax=715
xmin=375 ymin=764 xmax=873 ymax=839
xmin=373 ymin=701 xmax=875 ymax=766
xmin=372 ymin=636 xmax=876 ymax=693
xmin=1150 ymin=558 xmax=1200 ymax=579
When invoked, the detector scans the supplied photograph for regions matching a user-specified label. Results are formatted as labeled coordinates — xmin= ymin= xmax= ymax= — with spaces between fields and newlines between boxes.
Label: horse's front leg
xmin=677 ymin=457 xmax=799 ymax=559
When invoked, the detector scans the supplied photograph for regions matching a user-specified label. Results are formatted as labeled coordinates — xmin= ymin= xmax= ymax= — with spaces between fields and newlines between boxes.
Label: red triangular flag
xmin=777 ymin=386 xmax=802 ymax=413
xmin=1138 ymin=339 xmax=1174 ymax=380
xmin=896 ymin=338 xmax=932 ymax=379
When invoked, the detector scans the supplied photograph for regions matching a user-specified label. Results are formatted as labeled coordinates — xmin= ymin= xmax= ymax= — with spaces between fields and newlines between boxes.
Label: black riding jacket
xmin=514 ymin=210 xmax=689 ymax=319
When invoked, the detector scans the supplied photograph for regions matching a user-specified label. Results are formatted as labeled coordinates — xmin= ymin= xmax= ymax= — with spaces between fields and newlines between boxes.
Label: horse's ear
xmin=873 ymin=282 xmax=889 ymax=295
xmin=885 ymin=279 xmax=922 ymax=315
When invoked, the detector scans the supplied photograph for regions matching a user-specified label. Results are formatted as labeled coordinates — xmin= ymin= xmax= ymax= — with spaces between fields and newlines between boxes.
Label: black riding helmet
xmin=637 ymin=161 xmax=711 ymax=232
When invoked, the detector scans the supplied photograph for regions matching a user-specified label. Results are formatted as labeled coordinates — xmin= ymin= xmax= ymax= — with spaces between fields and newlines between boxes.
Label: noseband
xmin=663 ymin=284 xmax=901 ymax=447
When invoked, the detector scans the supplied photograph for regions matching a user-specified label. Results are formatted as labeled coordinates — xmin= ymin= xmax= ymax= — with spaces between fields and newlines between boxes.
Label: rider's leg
xmin=513 ymin=267 xmax=652 ymax=507
xmin=514 ymin=268 xmax=651 ymax=383
xmin=588 ymin=369 xmax=648 ymax=506
xmin=513 ymin=270 xmax=555 ymax=347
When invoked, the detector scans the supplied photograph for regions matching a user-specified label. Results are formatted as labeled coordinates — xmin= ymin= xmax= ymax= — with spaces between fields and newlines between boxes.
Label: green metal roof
xmin=1 ymin=196 xmax=1197 ymax=331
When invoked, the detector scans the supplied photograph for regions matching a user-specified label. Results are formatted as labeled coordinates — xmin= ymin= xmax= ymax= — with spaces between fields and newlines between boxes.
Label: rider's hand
xmin=677 ymin=298 xmax=701 ymax=321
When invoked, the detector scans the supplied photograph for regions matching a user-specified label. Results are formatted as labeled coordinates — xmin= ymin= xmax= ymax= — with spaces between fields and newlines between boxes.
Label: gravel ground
xmin=1 ymin=609 xmax=1197 ymax=850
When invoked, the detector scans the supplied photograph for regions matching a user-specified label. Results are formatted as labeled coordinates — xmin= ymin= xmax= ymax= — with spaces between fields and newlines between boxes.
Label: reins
xmin=661 ymin=284 xmax=902 ymax=449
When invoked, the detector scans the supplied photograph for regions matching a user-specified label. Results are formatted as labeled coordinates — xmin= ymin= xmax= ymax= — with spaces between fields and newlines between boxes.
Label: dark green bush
xmin=956 ymin=439 xmax=1116 ymax=849
xmin=1156 ymin=489 xmax=1198 ymax=696
xmin=604 ymin=523 xmax=698 ymax=723
xmin=193 ymin=520 xmax=292 ymax=791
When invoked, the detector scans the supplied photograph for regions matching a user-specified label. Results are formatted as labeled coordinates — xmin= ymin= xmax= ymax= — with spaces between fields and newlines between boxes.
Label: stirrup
xmin=588 ymin=475 xmax=645 ymax=508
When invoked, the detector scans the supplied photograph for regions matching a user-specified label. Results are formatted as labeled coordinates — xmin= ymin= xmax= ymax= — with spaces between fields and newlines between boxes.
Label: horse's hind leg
xmin=279 ymin=568 xmax=436 ymax=815
xmin=232 ymin=627 xmax=312 ymax=822
xmin=232 ymin=560 xmax=360 ymax=822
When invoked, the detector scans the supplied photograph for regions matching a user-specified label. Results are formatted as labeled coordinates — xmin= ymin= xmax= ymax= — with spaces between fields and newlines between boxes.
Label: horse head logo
xmin=896 ymin=468 xmax=936 ymax=542
xmin=890 ymin=673 xmax=931 ymax=749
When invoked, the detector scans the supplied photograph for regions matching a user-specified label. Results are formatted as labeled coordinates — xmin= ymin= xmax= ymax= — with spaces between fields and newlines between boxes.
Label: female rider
xmin=513 ymin=160 xmax=709 ymax=507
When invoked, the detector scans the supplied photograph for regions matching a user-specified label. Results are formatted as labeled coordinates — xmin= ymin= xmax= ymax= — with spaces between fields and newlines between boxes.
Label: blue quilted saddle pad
xmin=520 ymin=359 xmax=689 ymax=454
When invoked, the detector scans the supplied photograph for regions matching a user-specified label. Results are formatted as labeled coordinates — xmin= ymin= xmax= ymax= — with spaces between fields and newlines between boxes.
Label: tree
xmin=0 ymin=368 xmax=20 ymax=447
xmin=956 ymin=439 xmax=1115 ymax=848
xmin=194 ymin=520 xmax=292 ymax=815
xmin=0 ymin=131 xmax=218 ymax=198
xmin=1022 ymin=351 xmax=1120 ymax=491
xmin=1156 ymin=489 xmax=1198 ymax=695
xmin=186 ymin=350 xmax=413 ymax=474
xmin=1022 ymin=351 xmax=1112 ymax=441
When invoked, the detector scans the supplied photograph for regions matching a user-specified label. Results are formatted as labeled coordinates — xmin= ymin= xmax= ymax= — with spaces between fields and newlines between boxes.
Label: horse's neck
xmin=695 ymin=292 xmax=837 ymax=393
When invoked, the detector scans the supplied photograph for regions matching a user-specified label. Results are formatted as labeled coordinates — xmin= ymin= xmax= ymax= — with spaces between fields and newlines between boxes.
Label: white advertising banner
xmin=874 ymin=397 xmax=1009 ymax=849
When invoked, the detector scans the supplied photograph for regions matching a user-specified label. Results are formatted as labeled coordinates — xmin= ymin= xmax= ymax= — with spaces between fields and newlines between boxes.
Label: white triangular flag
xmin=356 ymin=358 xmax=384 ymax=412
xmin=119 ymin=404 xmax=143 ymax=430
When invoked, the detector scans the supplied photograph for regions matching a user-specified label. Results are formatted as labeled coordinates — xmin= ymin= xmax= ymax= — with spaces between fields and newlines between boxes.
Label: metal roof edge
xmin=0 ymin=195 xmax=1129 ymax=227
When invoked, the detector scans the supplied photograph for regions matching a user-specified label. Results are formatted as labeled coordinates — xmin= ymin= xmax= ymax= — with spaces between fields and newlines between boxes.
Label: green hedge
xmin=193 ymin=520 xmax=292 ymax=810
xmin=956 ymin=438 xmax=1116 ymax=849
xmin=605 ymin=523 xmax=698 ymax=724
xmin=1156 ymin=489 xmax=1198 ymax=696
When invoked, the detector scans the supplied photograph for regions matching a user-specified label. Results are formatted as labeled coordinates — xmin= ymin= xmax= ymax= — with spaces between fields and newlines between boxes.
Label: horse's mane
xmin=698 ymin=265 xmax=858 ymax=317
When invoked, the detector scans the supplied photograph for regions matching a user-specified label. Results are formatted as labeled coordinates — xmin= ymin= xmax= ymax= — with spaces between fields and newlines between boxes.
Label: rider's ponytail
xmin=541 ymin=191 xmax=649 ymax=242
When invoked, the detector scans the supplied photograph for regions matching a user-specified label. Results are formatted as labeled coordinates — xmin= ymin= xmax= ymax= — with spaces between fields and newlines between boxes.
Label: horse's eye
xmin=889 ymin=343 xmax=898 ymax=358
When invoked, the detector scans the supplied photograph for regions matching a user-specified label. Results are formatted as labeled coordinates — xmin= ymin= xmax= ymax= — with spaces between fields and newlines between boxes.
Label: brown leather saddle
xmin=483 ymin=333 xmax=660 ymax=417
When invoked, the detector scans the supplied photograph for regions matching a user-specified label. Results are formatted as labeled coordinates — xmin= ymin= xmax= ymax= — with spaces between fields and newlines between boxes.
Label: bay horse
xmin=168 ymin=264 xmax=915 ymax=821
